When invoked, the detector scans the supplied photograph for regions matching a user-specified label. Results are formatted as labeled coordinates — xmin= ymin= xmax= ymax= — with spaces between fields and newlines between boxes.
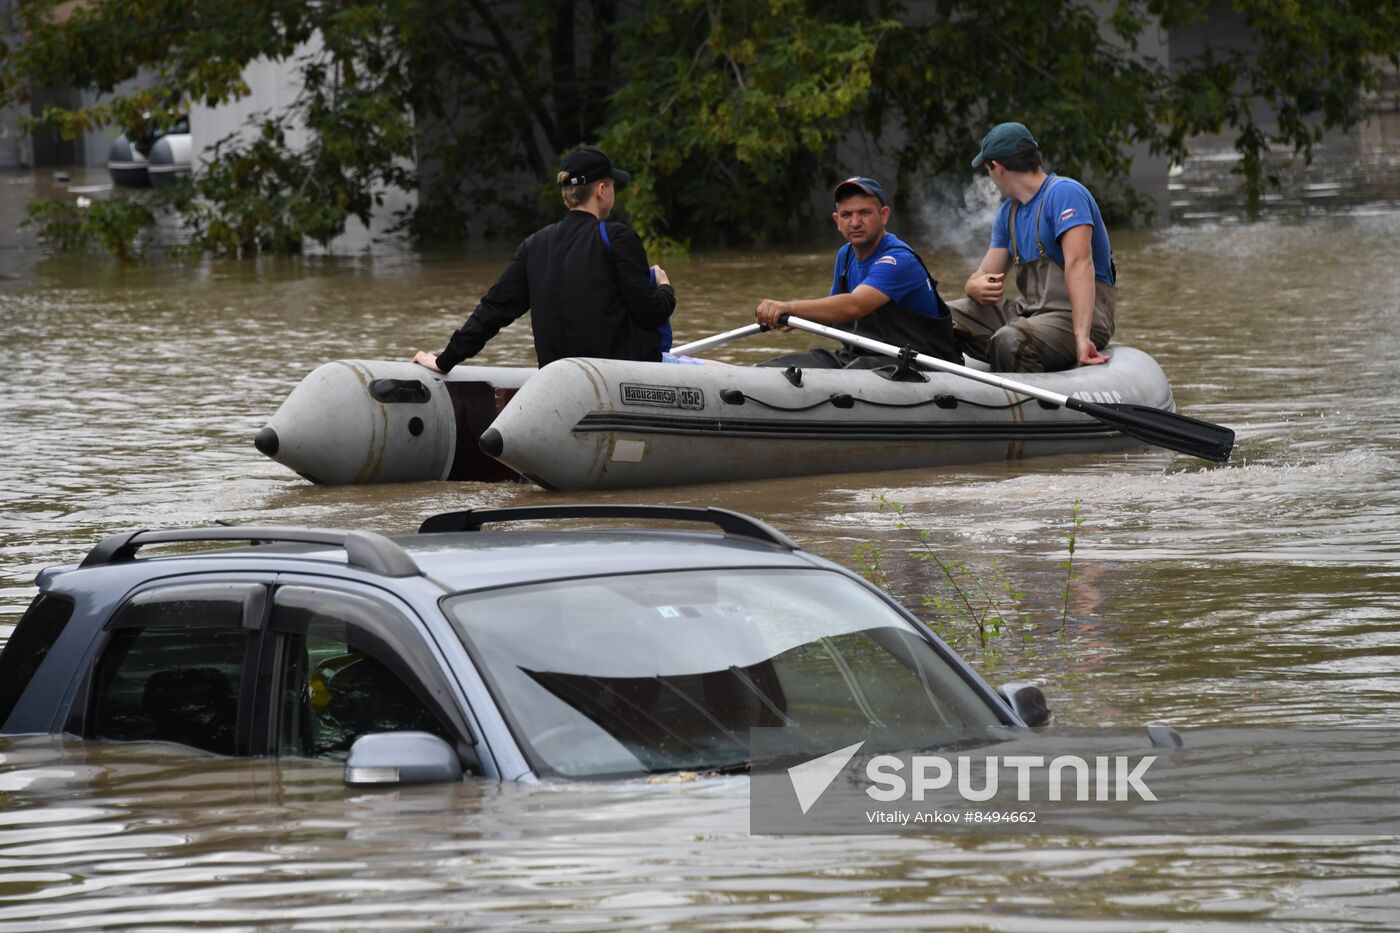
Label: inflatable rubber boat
xmin=147 ymin=133 xmax=192 ymax=189
xmin=107 ymin=117 xmax=191 ymax=189
xmin=106 ymin=135 xmax=152 ymax=188
xmin=255 ymin=345 xmax=1180 ymax=490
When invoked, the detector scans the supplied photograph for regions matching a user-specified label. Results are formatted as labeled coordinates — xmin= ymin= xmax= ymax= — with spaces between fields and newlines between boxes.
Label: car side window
xmin=0 ymin=593 xmax=76 ymax=728
xmin=269 ymin=586 xmax=455 ymax=760
xmin=87 ymin=584 xmax=264 ymax=756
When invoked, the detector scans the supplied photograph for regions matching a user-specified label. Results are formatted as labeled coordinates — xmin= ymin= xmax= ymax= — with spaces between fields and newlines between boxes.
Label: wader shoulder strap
xmin=1033 ymin=176 xmax=1067 ymax=259
xmin=894 ymin=243 xmax=939 ymax=290
xmin=895 ymin=243 xmax=951 ymax=317
xmin=1009 ymin=200 xmax=1020 ymax=263
xmin=843 ymin=241 xmax=948 ymax=318
xmin=1009 ymin=176 xmax=1067 ymax=262
xmin=839 ymin=242 xmax=937 ymax=291
xmin=836 ymin=243 xmax=855 ymax=293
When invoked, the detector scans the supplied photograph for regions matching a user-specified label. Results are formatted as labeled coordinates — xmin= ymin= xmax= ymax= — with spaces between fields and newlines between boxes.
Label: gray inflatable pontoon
xmin=256 ymin=348 xmax=1176 ymax=489
xmin=147 ymin=133 xmax=193 ymax=189
xmin=106 ymin=135 xmax=152 ymax=188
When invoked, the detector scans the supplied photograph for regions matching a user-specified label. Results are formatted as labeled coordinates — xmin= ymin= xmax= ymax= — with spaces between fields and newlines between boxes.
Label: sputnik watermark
xmin=863 ymin=753 xmax=1157 ymax=802
xmin=754 ymin=727 xmax=1400 ymax=836
xmin=788 ymin=741 xmax=865 ymax=814
xmin=787 ymin=745 xmax=1155 ymax=825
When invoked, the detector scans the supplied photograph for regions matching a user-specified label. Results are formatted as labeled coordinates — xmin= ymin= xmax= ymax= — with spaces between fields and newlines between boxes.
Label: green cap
xmin=971 ymin=122 xmax=1037 ymax=168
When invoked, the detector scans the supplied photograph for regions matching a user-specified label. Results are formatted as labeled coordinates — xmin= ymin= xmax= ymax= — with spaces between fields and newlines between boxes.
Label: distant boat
xmin=147 ymin=133 xmax=192 ymax=188
xmin=106 ymin=135 xmax=151 ymax=188
xmin=107 ymin=116 xmax=190 ymax=189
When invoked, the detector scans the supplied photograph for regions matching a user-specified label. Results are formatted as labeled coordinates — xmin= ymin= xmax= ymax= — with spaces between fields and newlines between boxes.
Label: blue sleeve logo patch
xmin=875 ymin=255 xmax=898 ymax=266
xmin=1058 ymin=208 xmax=1079 ymax=223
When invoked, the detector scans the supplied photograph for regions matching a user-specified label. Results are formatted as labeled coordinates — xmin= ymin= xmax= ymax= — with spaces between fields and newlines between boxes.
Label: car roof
xmin=42 ymin=506 xmax=834 ymax=596
xmin=405 ymin=530 xmax=825 ymax=591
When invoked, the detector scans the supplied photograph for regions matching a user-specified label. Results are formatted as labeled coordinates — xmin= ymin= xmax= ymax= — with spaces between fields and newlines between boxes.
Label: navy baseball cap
xmin=971 ymin=122 xmax=1038 ymax=168
xmin=834 ymin=176 xmax=886 ymax=205
xmin=559 ymin=146 xmax=631 ymax=186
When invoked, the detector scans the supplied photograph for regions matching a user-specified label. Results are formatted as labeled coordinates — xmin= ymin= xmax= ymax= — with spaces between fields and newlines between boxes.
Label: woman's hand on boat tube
xmin=755 ymin=299 xmax=794 ymax=330
xmin=412 ymin=351 xmax=443 ymax=373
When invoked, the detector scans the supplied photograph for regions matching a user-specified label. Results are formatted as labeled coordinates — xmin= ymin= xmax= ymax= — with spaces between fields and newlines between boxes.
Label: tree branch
xmin=463 ymin=0 xmax=559 ymax=144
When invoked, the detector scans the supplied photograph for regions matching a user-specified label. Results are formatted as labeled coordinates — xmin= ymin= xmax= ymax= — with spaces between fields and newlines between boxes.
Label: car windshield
xmin=445 ymin=569 xmax=1004 ymax=778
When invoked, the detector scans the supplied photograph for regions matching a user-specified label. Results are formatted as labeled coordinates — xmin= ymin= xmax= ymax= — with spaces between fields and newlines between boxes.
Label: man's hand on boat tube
xmin=1077 ymin=336 xmax=1110 ymax=367
xmin=1064 ymin=228 xmax=1109 ymax=366
xmin=412 ymin=351 xmax=444 ymax=373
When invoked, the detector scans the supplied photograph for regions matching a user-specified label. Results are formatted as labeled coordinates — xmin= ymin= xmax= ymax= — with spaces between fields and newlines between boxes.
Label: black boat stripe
xmin=572 ymin=412 xmax=1123 ymax=442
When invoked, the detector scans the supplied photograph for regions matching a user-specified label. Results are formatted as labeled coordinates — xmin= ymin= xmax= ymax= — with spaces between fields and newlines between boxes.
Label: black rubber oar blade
xmin=1065 ymin=398 xmax=1234 ymax=462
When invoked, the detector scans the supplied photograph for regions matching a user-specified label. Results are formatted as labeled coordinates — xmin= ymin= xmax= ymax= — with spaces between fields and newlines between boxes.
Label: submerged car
xmin=0 ymin=505 xmax=1051 ymax=784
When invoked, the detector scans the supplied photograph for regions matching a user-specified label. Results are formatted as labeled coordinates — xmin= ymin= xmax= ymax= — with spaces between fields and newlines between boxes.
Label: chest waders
xmin=756 ymin=239 xmax=958 ymax=370
xmin=835 ymin=243 xmax=957 ymax=364
xmin=1008 ymin=177 xmax=1115 ymax=316
xmin=954 ymin=178 xmax=1117 ymax=372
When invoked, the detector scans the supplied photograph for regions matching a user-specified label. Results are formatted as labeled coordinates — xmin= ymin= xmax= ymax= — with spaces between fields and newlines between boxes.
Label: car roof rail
xmin=417 ymin=505 xmax=799 ymax=550
xmin=78 ymin=527 xmax=421 ymax=577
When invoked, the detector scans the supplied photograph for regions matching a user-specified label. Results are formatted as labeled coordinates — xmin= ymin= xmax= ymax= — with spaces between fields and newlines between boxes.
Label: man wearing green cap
xmin=949 ymin=122 xmax=1116 ymax=372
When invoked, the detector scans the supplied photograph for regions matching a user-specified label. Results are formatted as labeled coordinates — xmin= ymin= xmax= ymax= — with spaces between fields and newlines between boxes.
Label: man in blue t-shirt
xmin=755 ymin=176 xmax=957 ymax=368
xmin=948 ymin=122 xmax=1116 ymax=372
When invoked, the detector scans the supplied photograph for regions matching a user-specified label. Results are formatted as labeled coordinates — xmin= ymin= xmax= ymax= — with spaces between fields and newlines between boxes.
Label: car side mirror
xmin=343 ymin=731 xmax=464 ymax=786
xmin=1145 ymin=722 xmax=1184 ymax=748
xmin=997 ymin=681 xmax=1052 ymax=727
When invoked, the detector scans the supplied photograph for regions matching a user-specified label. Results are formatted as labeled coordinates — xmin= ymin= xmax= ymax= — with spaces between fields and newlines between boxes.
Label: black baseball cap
xmin=833 ymin=176 xmax=885 ymax=205
xmin=558 ymin=146 xmax=632 ymax=187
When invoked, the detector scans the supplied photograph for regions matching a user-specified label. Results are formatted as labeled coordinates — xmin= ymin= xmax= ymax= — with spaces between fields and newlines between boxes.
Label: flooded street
xmin=3 ymin=148 xmax=1400 ymax=928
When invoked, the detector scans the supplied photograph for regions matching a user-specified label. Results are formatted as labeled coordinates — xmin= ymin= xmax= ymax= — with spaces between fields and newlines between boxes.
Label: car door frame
xmin=64 ymin=575 xmax=273 ymax=755
xmin=259 ymin=572 xmax=498 ymax=778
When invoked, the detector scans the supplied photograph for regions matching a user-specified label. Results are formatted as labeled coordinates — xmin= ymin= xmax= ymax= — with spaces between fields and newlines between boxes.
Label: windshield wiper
xmin=726 ymin=665 xmax=796 ymax=727
xmin=648 ymin=760 xmax=751 ymax=777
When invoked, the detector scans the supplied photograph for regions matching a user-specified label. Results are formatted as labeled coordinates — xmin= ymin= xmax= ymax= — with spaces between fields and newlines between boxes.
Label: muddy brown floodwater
xmin=2 ymin=136 xmax=1399 ymax=929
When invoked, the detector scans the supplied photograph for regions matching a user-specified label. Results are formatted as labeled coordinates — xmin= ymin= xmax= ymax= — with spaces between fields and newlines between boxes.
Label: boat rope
xmin=718 ymin=389 xmax=1035 ymax=413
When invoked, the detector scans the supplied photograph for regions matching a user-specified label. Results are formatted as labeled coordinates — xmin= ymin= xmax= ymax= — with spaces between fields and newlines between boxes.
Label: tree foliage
xmin=2 ymin=0 xmax=1396 ymax=256
xmin=23 ymin=191 xmax=153 ymax=259
xmin=601 ymin=0 xmax=891 ymax=248
xmin=872 ymin=1 xmax=1167 ymax=217
xmin=1148 ymin=0 xmax=1400 ymax=215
